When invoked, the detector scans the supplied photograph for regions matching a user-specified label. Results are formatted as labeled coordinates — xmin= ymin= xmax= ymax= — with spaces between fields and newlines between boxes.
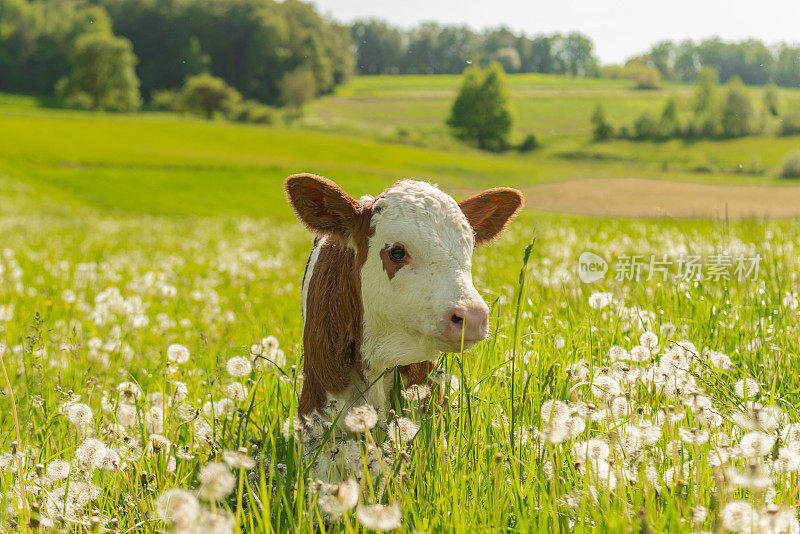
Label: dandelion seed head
xmin=739 ymin=431 xmax=776 ymax=458
xmin=356 ymin=503 xmax=402 ymax=531
xmin=222 ymin=448 xmax=256 ymax=470
xmin=197 ymin=462 xmax=236 ymax=501
xmin=735 ymin=378 xmax=760 ymax=399
xmin=344 ymin=404 xmax=379 ymax=433
xmin=154 ymin=488 xmax=200 ymax=530
xmin=226 ymin=356 xmax=252 ymax=377
xmin=225 ymin=382 xmax=248 ymax=402
xmin=313 ymin=478 xmax=359 ymax=516
xmin=167 ymin=344 xmax=191 ymax=364
xmin=66 ymin=403 xmax=93 ymax=426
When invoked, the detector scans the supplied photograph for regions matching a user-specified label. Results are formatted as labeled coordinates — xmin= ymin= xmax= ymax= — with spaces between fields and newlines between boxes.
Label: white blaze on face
xmin=360 ymin=180 xmax=486 ymax=364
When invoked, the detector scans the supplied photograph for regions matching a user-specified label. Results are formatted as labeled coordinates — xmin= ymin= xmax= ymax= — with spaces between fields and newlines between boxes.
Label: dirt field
xmin=515 ymin=178 xmax=800 ymax=219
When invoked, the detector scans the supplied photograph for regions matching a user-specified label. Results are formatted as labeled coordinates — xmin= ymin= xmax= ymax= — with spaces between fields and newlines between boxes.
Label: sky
xmin=310 ymin=0 xmax=800 ymax=64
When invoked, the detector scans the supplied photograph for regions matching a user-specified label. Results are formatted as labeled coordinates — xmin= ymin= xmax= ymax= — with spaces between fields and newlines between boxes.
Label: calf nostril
xmin=450 ymin=314 xmax=463 ymax=326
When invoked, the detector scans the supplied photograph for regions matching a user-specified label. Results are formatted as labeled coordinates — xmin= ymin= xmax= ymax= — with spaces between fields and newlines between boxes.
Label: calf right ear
xmin=284 ymin=174 xmax=361 ymax=241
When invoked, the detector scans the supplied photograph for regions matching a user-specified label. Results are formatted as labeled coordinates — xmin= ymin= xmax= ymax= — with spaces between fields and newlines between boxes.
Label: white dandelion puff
xmin=167 ymin=344 xmax=191 ymax=364
xmin=226 ymin=356 xmax=252 ymax=377
xmin=735 ymin=378 xmax=759 ymax=399
xmin=197 ymin=462 xmax=236 ymax=501
xmin=344 ymin=404 xmax=379 ymax=433
xmin=356 ymin=503 xmax=402 ymax=531
xmin=154 ymin=488 xmax=200 ymax=531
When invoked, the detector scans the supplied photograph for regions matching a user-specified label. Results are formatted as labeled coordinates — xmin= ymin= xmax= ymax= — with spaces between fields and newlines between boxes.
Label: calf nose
xmin=445 ymin=304 xmax=490 ymax=343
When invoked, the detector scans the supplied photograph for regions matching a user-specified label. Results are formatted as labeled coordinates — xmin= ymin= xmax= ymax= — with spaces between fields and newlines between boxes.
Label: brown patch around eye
xmin=380 ymin=244 xmax=408 ymax=280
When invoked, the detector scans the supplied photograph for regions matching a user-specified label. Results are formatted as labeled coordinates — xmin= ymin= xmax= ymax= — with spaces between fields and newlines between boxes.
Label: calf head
xmin=285 ymin=174 xmax=523 ymax=411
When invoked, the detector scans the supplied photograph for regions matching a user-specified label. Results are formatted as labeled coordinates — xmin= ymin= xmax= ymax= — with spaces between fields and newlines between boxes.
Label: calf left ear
xmin=284 ymin=173 xmax=361 ymax=241
xmin=459 ymin=187 xmax=524 ymax=246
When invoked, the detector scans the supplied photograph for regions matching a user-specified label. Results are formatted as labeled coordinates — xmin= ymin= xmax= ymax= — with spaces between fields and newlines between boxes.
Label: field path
xmin=506 ymin=178 xmax=800 ymax=218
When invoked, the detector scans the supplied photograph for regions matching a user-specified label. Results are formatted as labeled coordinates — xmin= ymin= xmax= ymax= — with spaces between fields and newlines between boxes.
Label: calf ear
xmin=459 ymin=187 xmax=524 ymax=246
xmin=285 ymin=174 xmax=361 ymax=240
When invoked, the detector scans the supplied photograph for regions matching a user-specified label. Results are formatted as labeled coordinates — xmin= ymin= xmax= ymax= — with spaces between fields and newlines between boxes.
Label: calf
xmin=285 ymin=174 xmax=523 ymax=422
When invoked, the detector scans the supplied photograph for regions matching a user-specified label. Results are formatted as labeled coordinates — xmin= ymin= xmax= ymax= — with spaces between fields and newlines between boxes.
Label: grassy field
xmin=3 ymin=74 xmax=800 ymax=532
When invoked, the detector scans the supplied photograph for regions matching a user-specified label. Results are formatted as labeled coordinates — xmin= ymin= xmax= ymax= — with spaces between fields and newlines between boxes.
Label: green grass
xmin=2 ymin=75 xmax=800 ymax=532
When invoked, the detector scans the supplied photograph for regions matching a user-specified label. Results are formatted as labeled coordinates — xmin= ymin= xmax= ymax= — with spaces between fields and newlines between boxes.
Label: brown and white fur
xmin=285 ymin=174 xmax=523 ymax=425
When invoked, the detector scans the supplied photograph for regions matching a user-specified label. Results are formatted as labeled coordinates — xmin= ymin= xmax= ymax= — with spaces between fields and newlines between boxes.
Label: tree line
xmin=352 ymin=21 xmax=598 ymax=77
xmin=0 ymin=0 xmax=353 ymax=110
xmin=591 ymin=67 xmax=800 ymax=143
xmin=628 ymin=39 xmax=800 ymax=87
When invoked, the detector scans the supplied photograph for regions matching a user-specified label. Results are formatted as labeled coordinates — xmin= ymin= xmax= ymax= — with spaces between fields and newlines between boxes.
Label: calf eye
xmin=389 ymin=245 xmax=407 ymax=262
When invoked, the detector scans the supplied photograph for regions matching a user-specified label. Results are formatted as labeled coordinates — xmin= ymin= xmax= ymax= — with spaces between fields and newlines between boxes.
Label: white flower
xmin=116 ymin=381 xmax=141 ymax=402
xmin=167 ymin=344 xmax=191 ymax=364
xmin=225 ymin=382 xmax=248 ymax=402
xmin=629 ymin=345 xmax=650 ymax=362
xmin=572 ymin=439 xmax=610 ymax=462
xmin=588 ymin=292 xmax=611 ymax=309
xmin=639 ymin=332 xmax=659 ymax=351
xmin=226 ymin=356 xmax=252 ymax=377
xmin=222 ymin=448 xmax=256 ymax=469
xmin=313 ymin=479 xmax=359 ymax=516
xmin=609 ymin=346 xmax=628 ymax=361
xmin=540 ymin=400 xmax=570 ymax=425
xmin=154 ymin=489 xmax=200 ymax=531
xmin=591 ymin=374 xmax=621 ymax=400
xmin=721 ymin=501 xmax=757 ymax=533
xmin=739 ymin=431 xmax=776 ymax=458
xmin=344 ymin=404 xmax=379 ymax=433
xmin=0 ymin=304 xmax=13 ymax=321
xmin=197 ymin=462 xmax=236 ymax=501
xmin=677 ymin=427 xmax=709 ymax=446
xmin=356 ymin=503 xmax=402 ymax=531
xmin=66 ymin=403 xmax=93 ymax=426
xmin=387 ymin=417 xmax=419 ymax=446
xmin=707 ymin=350 xmax=732 ymax=370
xmin=735 ymin=378 xmax=759 ymax=399
xmin=44 ymin=460 xmax=71 ymax=483
xmin=774 ymin=448 xmax=800 ymax=473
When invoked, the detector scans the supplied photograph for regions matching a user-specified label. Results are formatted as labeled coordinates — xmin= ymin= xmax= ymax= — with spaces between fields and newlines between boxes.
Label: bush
xmin=764 ymin=84 xmax=781 ymax=116
xmin=447 ymin=62 xmax=514 ymax=152
xmin=56 ymin=33 xmax=141 ymax=112
xmin=517 ymin=133 xmax=538 ymax=152
xmin=633 ymin=112 xmax=660 ymax=140
xmin=779 ymin=113 xmax=800 ymax=136
xmin=630 ymin=65 xmax=660 ymax=90
xmin=151 ymin=90 xmax=181 ymax=112
xmin=659 ymin=96 xmax=681 ymax=138
xmin=228 ymin=99 xmax=278 ymax=124
xmin=778 ymin=150 xmax=800 ymax=178
xmin=590 ymin=104 xmax=613 ymax=141
xmin=179 ymin=74 xmax=241 ymax=119
xmin=720 ymin=77 xmax=755 ymax=138
xmin=279 ymin=68 xmax=317 ymax=110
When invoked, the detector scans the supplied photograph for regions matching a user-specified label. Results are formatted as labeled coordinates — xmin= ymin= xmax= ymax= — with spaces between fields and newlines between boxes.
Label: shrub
xmin=778 ymin=150 xmax=800 ymax=179
xmin=56 ymin=33 xmax=141 ymax=112
xmin=764 ymin=84 xmax=781 ymax=117
xmin=779 ymin=113 xmax=800 ymax=136
xmin=720 ymin=77 xmax=755 ymax=138
xmin=228 ymin=99 xmax=277 ymax=124
xmin=447 ymin=62 xmax=514 ymax=152
xmin=518 ymin=133 xmax=538 ymax=152
xmin=590 ymin=104 xmax=613 ymax=141
xmin=659 ymin=96 xmax=681 ymax=138
xmin=630 ymin=65 xmax=660 ymax=90
xmin=633 ymin=112 xmax=660 ymax=140
xmin=179 ymin=74 xmax=241 ymax=119
xmin=279 ymin=68 xmax=317 ymax=110
xmin=151 ymin=90 xmax=180 ymax=112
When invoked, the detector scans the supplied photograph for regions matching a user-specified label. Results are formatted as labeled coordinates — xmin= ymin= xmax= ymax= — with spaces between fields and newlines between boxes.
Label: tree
xmin=764 ymin=84 xmax=781 ymax=116
xmin=447 ymin=63 xmax=514 ymax=151
xmin=590 ymin=104 xmax=613 ymax=141
xmin=491 ymin=47 xmax=521 ymax=73
xmin=56 ymin=33 xmax=141 ymax=111
xmin=352 ymin=20 xmax=403 ymax=74
xmin=693 ymin=66 xmax=719 ymax=116
xmin=179 ymin=74 xmax=240 ymax=119
xmin=659 ymin=95 xmax=681 ymax=137
xmin=279 ymin=67 xmax=316 ymax=109
xmin=720 ymin=77 xmax=755 ymax=137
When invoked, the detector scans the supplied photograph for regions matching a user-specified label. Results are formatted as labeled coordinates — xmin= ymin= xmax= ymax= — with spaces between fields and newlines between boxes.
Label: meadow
xmin=3 ymin=74 xmax=800 ymax=532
